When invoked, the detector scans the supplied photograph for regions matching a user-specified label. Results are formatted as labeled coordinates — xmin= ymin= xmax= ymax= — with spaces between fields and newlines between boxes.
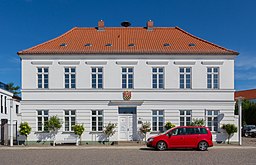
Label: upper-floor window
xmin=16 ymin=105 xmax=19 ymax=114
xmin=4 ymin=96 xmax=6 ymax=114
xmin=64 ymin=110 xmax=76 ymax=131
xmin=64 ymin=67 xmax=76 ymax=89
xmin=122 ymin=67 xmax=133 ymax=89
xmin=207 ymin=67 xmax=219 ymax=89
xmin=92 ymin=67 xmax=103 ymax=89
xmin=152 ymin=67 xmax=164 ymax=89
xmin=180 ymin=110 xmax=192 ymax=126
xmin=37 ymin=110 xmax=49 ymax=131
xmin=92 ymin=110 xmax=103 ymax=132
xmin=0 ymin=95 xmax=3 ymax=114
xmin=37 ymin=67 xmax=48 ymax=89
xmin=152 ymin=110 xmax=164 ymax=132
xmin=180 ymin=67 xmax=191 ymax=89
xmin=206 ymin=110 xmax=219 ymax=132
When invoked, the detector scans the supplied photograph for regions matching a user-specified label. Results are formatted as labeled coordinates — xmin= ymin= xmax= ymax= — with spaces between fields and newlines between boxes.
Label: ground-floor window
xmin=37 ymin=110 xmax=49 ymax=131
xmin=92 ymin=110 xmax=103 ymax=131
xmin=206 ymin=110 xmax=219 ymax=132
xmin=152 ymin=110 xmax=164 ymax=132
xmin=180 ymin=110 xmax=192 ymax=126
xmin=64 ymin=110 xmax=76 ymax=131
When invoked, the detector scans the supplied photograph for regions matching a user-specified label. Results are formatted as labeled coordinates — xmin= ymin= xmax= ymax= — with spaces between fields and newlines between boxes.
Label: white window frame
xmin=64 ymin=67 xmax=76 ymax=89
xmin=37 ymin=67 xmax=49 ymax=89
xmin=179 ymin=67 xmax=192 ymax=89
xmin=37 ymin=110 xmax=49 ymax=132
xmin=91 ymin=110 xmax=104 ymax=132
xmin=207 ymin=67 xmax=219 ymax=89
xmin=152 ymin=110 xmax=164 ymax=132
xmin=179 ymin=110 xmax=192 ymax=126
xmin=152 ymin=67 xmax=164 ymax=89
xmin=64 ymin=110 xmax=76 ymax=132
xmin=91 ymin=67 xmax=103 ymax=89
xmin=122 ymin=67 xmax=134 ymax=89
xmin=206 ymin=110 xmax=220 ymax=132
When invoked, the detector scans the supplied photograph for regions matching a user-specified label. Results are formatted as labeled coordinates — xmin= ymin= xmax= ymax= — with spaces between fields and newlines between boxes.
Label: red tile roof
xmin=17 ymin=26 xmax=239 ymax=55
xmin=235 ymin=89 xmax=256 ymax=100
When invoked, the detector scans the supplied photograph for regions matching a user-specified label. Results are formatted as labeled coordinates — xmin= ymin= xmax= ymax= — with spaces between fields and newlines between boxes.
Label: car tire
xmin=156 ymin=141 xmax=167 ymax=151
xmin=244 ymin=133 xmax=249 ymax=137
xmin=198 ymin=141 xmax=208 ymax=151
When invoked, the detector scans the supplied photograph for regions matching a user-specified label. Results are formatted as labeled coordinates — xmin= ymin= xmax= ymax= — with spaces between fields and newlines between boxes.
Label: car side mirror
xmin=167 ymin=132 xmax=172 ymax=137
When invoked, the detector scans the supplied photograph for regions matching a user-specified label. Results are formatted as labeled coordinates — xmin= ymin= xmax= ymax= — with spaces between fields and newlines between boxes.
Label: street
xmin=0 ymin=147 xmax=256 ymax=165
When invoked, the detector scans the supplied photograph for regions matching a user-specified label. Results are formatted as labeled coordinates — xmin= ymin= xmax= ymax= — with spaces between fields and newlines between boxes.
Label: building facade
xmin=18 ymin=20 xmax=239 ymax=144
xmin=0 ymin=82 xmax=21 ymax=145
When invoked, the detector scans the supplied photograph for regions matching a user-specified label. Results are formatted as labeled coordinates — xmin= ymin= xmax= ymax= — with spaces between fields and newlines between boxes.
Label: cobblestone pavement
xmin=0 ymin=147 xmax=256 ymax=165
xmin=243 ymin=137 xmax=256 ymax=146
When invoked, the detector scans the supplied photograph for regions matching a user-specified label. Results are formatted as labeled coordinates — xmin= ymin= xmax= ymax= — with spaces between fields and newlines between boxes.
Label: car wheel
xmin=157 ymin=141 xmax=167 ymax=151
xmin=198 ymin=141 xmax=208 ymax=151
xmin=244 ymin=133 xmax=249 ymax=137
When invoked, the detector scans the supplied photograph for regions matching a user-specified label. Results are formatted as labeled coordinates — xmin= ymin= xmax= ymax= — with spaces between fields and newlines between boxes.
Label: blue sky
xmin=0 ymin=0 xmax=255 ymax=90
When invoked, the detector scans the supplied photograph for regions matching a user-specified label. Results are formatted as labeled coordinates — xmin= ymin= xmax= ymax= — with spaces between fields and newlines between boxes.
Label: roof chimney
xmin=98 ymin=20 xmax=104 ymax=31
xmin=146 ymin=20 xmax=153 ymax=31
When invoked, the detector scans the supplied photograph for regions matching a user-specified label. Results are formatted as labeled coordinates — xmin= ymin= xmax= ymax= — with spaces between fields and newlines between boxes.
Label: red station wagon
xmin=147 ymin=126 xmax=213 ymax=151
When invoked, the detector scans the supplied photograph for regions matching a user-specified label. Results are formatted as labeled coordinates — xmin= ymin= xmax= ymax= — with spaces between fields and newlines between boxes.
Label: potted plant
xmin=222 ymin=124 xmax=238 ymax=144
xmin=139 ymin=122 xmax=151 ymax=142
xmin=103 ymin=123 xmax=117 ymax=144
xmin=73 ymin=124 xmax=85 ymax=146
xmin=19 ymin=122 xmax=31 ymax=146
xmin=190 ymin=118 xmax=205 ymax=126
xmin=45 ymin=115 xmax=62 ymax=146
xmin=164 ymin=121 xmax=176 ymax=130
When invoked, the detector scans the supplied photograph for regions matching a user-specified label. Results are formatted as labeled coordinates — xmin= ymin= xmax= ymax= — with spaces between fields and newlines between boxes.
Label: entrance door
xmin=1 ymin=119 xmax=8 ymax=145
xmin=118 ymin=115 xmax=134 ymax=141
xmin=118 ymin=107 xmax=137 ymax=141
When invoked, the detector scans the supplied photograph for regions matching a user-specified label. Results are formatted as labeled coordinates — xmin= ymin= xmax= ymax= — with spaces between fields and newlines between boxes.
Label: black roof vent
xmin=163 ymin=43 xmax=171 ymax=47
xmin=121 ymin=21 xmax=131 ymax=27
xmin=128 ymin=43 xmax=135 ymax=47
xmin=105 ymin=43 xmax=112 ymax=47
xmin=189 ymin=43 xmax=196 ymax=47
xmin=85 ymin=43 xmax=92 ymax=47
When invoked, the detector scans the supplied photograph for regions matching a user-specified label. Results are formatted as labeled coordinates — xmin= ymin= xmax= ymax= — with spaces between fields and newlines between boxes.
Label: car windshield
xmin=160 ymin=127 xmax=176 ymax=135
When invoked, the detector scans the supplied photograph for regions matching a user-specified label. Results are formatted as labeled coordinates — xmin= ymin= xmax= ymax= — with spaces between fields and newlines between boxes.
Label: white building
xmin=0 ymin=82 xmax=21 ymax=145
xmin=17 ymin=20 xmax=239 ymax=144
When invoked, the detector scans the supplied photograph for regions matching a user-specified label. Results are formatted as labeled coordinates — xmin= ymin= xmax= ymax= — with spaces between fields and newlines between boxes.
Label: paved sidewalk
xmin=1 ymin=145 xmax=256 ymax=150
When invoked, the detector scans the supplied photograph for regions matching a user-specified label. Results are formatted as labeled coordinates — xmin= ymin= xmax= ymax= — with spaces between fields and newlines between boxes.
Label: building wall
xmin=20 ymin=54 xmax=238 ymax=143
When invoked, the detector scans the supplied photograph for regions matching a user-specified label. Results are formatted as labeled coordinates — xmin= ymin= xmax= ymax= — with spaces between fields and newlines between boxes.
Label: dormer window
xmin=189 ymin=43 xmax=196 ymax=47
xmin=105 ymin=43 xmax=112 ymax=47
xmin=60 ymin=43 xmax=67 ymax=47
xmin=85 ymin=43 xmax=92 ymax=47
xmin=128 ymin=43 xmax=135 ymax=47
xmin=163 ymin=43 xmax=171 ymax=47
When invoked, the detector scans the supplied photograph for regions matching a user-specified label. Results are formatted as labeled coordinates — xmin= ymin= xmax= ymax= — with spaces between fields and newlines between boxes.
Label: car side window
xmin=171 ymin=128 xmax=179 ymax=136
xmin=186 ymin=128 xmax=195 ymax=135
xmin=199 ymin=128 xmax=208 ymax=134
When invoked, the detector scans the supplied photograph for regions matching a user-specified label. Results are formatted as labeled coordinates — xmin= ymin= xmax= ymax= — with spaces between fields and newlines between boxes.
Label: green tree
xmin=45 ymin=116 xmax=62 ymax=146
xmin=103 ymin=123 xmax=117 ymax=142
xmin=139 ymin=122 xmax=151 ymax=142
xmin=190 ymin=118 xmax=205 ymax=126
xmin=235 ymin=100 xmax=256 ymax=125
xmin=19 ymin=122 xmax=31 ymax=146
xmin=6 ymin=82 xmax=20 ymax=96
xmin=222 ymin=124 xmax=238 ymax=144
xmin=164 ymin=121 xmax=176 ymax=130
xmin=73 ymin=124 xmax=85 ymax=145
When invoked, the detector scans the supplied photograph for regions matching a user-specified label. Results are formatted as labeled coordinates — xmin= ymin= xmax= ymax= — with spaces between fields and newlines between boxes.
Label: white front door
xmin=118 ymin=115 xmax=134 ymax=141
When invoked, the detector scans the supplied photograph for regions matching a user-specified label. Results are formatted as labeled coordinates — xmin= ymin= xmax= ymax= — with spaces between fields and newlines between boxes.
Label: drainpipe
xmin=236 ymin=97 xmax=243 ymax=146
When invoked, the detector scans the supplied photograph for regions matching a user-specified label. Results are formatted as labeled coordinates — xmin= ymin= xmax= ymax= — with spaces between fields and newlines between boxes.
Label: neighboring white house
xmin=0 ymin=82 xmax=21 ymax=145
xmin=17 ymin=20 xmax=239 ymax=144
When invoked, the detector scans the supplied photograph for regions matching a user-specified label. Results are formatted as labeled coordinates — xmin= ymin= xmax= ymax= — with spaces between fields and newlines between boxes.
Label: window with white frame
xmin=37 ymin=110 xmax=49 ymax=131
xmin=0 ymin=95 xmax=3 ymax=113
xmin=122 ymin=67 xmax=133 ymax=89
xmin=152 ymin=67 xmax=164 ymax=89
xmin=37 ymin=67 xmax=49 ymax=89
xmin=152 ymin=110 xmax=164 ymax=132
xmin=180 ymin=110 xmax=192 ymax=126
xmin=64 ymin=67 xmax=76 ymax=89
xmin=180 ymin=67 xmax=191 ymax=89
xmin=4 ymin=96 xmax=6 ymax=114
xmin=206 ymin=110 xmax=219 ymax=132
xmin=91 ymin=110 xmax=103 ymax=131
xmin=207 ymin=67 xmax=219 ymax=89
xmin=92 ymin=67 xmax=103 ymax=89
xmin=64 ymin=110 xmax=76 ymax=131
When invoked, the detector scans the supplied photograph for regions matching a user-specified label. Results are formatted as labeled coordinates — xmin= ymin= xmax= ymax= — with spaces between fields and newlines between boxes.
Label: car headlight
xmin=147 ymin=138 xmax=154 ymax=142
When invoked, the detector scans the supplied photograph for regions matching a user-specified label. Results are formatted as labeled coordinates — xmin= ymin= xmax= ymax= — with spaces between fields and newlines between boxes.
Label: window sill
xmin=62 ymin=131 xmax=75 ymax=134
xmin=35 ymin=131 xmax=49 ymax=134
xmin=89 ymin=131 xmax=103 ymax=134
